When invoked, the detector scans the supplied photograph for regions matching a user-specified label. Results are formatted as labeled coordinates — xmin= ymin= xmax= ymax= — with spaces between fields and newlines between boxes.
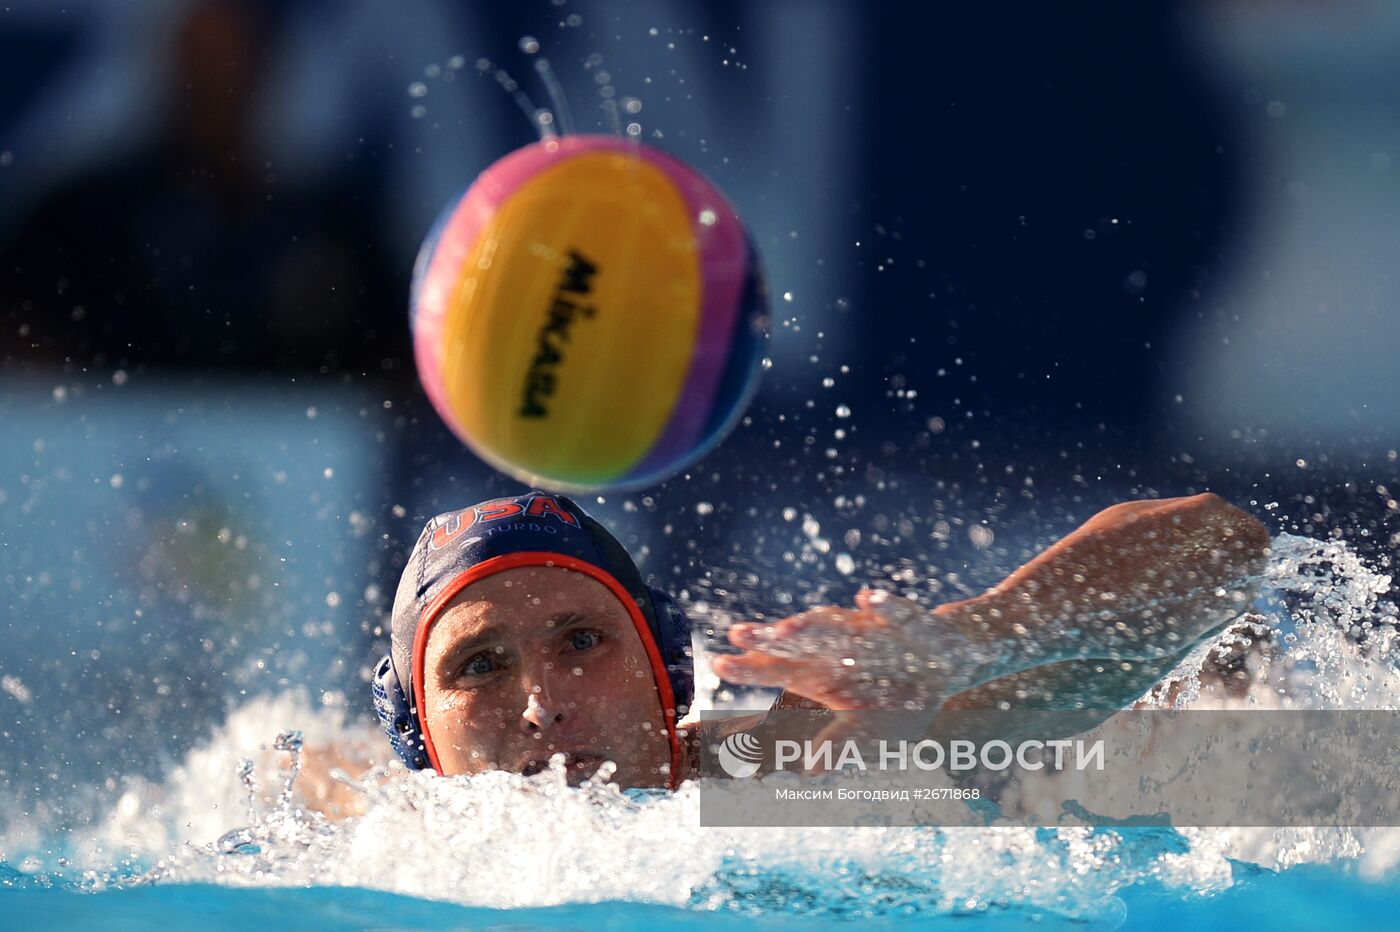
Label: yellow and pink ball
xmin=412 ymin=135 xmax=767 ymax=492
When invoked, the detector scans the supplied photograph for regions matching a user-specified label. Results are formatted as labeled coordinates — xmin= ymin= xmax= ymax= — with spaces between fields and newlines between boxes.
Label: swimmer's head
xmin=372 ymin=492 xmax=693 ymax=788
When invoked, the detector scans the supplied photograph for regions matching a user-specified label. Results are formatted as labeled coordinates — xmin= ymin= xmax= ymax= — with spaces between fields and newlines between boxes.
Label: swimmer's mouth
xmin=520 ymin=752 xmax=606 ymax=778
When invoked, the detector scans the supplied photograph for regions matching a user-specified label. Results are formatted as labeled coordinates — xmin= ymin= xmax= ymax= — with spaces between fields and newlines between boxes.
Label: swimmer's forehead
xmin=433 ymin=565 xmax=631 ymax=633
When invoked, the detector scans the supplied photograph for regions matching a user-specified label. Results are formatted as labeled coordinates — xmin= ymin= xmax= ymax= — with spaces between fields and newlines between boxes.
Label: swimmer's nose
xmin=520 ymin=690 xmax=564 ymax=731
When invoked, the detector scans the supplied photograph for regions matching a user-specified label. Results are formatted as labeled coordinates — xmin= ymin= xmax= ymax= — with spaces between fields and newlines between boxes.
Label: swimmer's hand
xmin=713 ymin=589 xmax=959 ymax=711
xmin=713 ymin=493 xmax=1271 ymax=715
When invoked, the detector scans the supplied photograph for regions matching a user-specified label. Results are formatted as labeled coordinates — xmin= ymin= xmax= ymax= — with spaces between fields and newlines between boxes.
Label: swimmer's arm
xmin=713 ymin=493 xmax=1270 ymax=711
xmin=287 ymin=731 xmax=391 ymax=820
xmin=928 ymin=492 xmax=1270 ymax=684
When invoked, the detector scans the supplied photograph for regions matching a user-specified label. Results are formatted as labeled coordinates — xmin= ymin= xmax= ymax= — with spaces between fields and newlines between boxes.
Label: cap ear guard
xmin=647 ymin=586 xmax=694 ymax=717
xmin=371 ymin=654 xmax=429 ymax=770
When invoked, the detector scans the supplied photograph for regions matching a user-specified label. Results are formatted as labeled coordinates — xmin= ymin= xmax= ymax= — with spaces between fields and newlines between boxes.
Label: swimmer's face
xmin=421 ymin=566 xmax=673 ymax=788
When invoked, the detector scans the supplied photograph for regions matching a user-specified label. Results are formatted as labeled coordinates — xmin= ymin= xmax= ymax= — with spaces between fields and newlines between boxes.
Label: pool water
xmin=3 ymin=533 xmax=1398 ymax=928
xmin=8 ymin=865 xmax=1400 ymax=930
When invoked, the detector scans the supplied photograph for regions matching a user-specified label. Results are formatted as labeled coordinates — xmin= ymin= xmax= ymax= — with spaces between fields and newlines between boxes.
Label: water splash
xmin=4 ymin=534 xmax=1398 ymax=920
xmin=583 ymin=52 xmax=625 ymax=137
xmin=475 ymin=58 xmax=552 ymax=139
xmin=534 ymin=58 xmax=576 ymax=137
xmin=465 ymin=40 xmax=645 ymax=141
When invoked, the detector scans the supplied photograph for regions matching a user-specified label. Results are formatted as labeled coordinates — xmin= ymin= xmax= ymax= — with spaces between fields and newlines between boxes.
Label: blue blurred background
xmin=1 ymin=0 xmax=1397 ymax=807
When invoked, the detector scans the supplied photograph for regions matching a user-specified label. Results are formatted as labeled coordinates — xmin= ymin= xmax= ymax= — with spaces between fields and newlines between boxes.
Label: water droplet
xmin=216 ymin=827 xmax=260 ymax=856
xmin=621 ymin=96 xmax=642 ymax=114
xmin=835 ymin=553 xmax=856 ymax=575
xmin=696 ymin=502 xmax=714 ymax=517
xmin=410 ymin=105 xmax=427 ymax=119
xmin=273 ymin=730 xmax=304 ymax=753
xmin=447 ymin=55 xmax=466 ymax=70
xmin=626 ymin=122 xmax=642 ymax=137
xmin=698 ymin=208 xmax=717 ymax=226
xmin=407 ymin=82 xmax=428 ymax=98
xmin=782 ymin=291 xmax=793 ymax=302
xmin=566 ymin=13 xmax=583 ymax=27
xmin=835 ymin=405 xmax=851 ymax=418
xmin=519 ymin=35 xmax=540 ymax=54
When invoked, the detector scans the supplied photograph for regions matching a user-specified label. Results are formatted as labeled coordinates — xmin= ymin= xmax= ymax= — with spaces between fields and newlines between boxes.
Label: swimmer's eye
xmin=458 ymin=651 xmax=500 ymax=678
xmin=565 ymin=629 xmax=604 ymax=652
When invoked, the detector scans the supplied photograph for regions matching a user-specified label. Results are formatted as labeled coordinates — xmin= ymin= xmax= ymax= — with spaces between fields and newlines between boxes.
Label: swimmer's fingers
xmin=718 ymin=606 xmax=945 ymax=710
xmin=711 ymin=651 xmax=808 ymax=688
xmin=725 ymin=622 xmax=764 ymax=650
xmin=712 ymin=649 xmax=867 ymax=702
xmin=728 ymin=622 xmax=869 ymax=663
xmin=726 ymin=618 xmax=819 ymax=650
xmin=854 ymin=587 xmax=929 ymax=630
xmin=727 ymin=607 xmax=887 ymax=652
xmin=713 ymin=646 xmax=921 ymax=710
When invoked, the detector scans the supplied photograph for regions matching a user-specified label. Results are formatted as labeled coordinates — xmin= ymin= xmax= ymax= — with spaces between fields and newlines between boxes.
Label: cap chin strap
xmin=371 ymin=585 xmax=694 ymax=775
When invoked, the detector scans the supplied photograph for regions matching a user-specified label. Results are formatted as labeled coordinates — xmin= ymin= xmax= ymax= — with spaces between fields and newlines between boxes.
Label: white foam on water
xmin=4 ymin=532 xmax=1398 ymax=920
xmin=1163 ymin=533 xmax=1400 ymax=882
